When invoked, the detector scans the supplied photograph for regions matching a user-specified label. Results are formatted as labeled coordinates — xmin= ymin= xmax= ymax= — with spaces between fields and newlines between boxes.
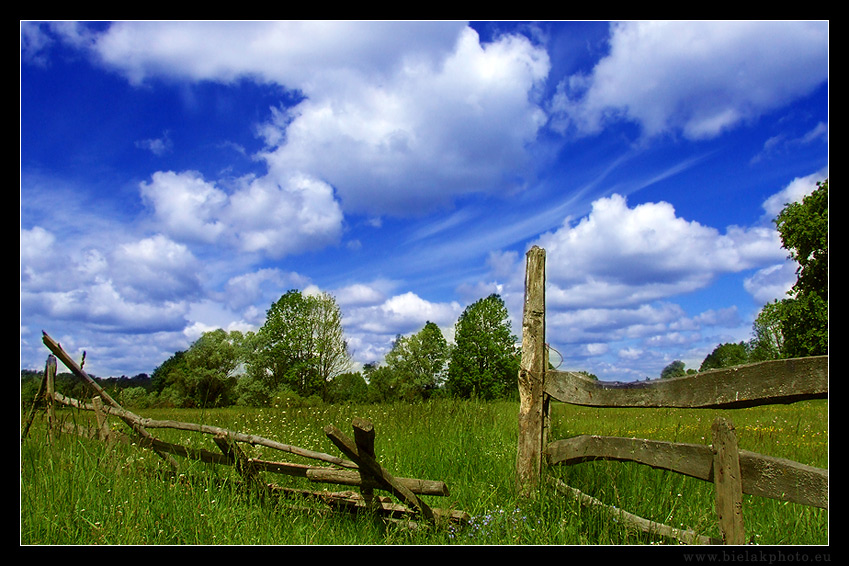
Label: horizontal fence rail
xmin=517 ymin=245 xmax=828 ymax=544
xmin=546 ymin=435 xmax=828 ymax=509
xmin=545 ymin=356 xmax=828 ymax=409
xmin=25 ymin=332 xmax=468 ymax=525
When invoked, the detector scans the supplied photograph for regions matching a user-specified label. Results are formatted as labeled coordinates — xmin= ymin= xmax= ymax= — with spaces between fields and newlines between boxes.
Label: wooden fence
xmin=22 ymin=332 xmax=468 ymax=527
xmin=516 ymin=245 xmax=828 ymax=545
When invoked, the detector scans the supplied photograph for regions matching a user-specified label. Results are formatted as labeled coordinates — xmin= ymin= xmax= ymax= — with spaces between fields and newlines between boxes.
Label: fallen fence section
xmin=24 ymin=331 xmax=469 ymax=527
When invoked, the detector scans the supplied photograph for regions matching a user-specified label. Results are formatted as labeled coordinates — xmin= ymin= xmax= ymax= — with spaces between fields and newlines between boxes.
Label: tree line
xmin=21 ymin=292 xmax=520 ymax=409
xmin=661 ymin=179 xmax=828 ymax=379
xmin=21 ymin=179 xmax=826 ymax=405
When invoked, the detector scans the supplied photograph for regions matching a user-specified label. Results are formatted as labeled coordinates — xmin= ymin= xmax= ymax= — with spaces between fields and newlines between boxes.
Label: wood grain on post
xmin=45 ymin=354 xmax=56 ymax=445
xmin=712 ymin=417 xmax=745 ymax=545
xmin=517 ymin=246 xmax=546 ymax=496
xmin=324 ymin=424 xmax=435 ymax=521
xmin=41 ymin=331 xmax=179 ymax=468
xmin=353 ymin=418 xmax=378 ymax=510
xmin=92 ymin=396 xmax=110 ymax=441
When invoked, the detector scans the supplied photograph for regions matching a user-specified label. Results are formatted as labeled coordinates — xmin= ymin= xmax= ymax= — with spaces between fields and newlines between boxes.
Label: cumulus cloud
xmin=536 ymin=194 xmax=785 ymax=308
xmin=258 ymin=27 xmax=550 ymax=215
xmin=338 ymin=289 xmax=462 ymax=364
xmin=56 ymin=21 xmax=550 ymax=217
xmin=140 ymin=169 xmax=344 ymax=258
xmin=551 ymin=21 xmax=828 ymax=140
xmin=761 ymin=169 xmax=827 ymax=220
xmin=20 ymin=226 xmax=198 ymax=333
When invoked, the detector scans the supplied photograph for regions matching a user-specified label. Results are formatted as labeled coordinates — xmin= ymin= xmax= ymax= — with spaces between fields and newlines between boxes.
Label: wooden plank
xmin=305 ymin=468 xmax=449 ymax=495
xmin=324 ymin=424 xmax=435 ymax=521
xmin=549 ymin=477 xmax=719 ymax=545
xmin=517 ymin=245 xmax=546 ymax=495
xmin=92 ymin=396 xmax=110 ymax=441
xmin=51 ymin=390 xmax=356 ymax=469
xmin=545 ymin=356 xmax=827 ymax=408
xmin=22 ymin=355 xmax=55 ymax=444
xmin=42 ymin=332 xmax=179 ymax=468
xmin=353 ymin=417 xmax=378 ymax=509
xmin=712 ymin=417 xmax=745 ymax=544
xmin=546 ymin=435 xmax=714 ymax=481
xmin=546 ymin=434 xmax=828 ymax=509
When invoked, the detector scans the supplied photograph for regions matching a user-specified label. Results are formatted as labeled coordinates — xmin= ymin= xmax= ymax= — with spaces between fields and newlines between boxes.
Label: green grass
xmin=20 ymin=398 xmax=828 ymax=545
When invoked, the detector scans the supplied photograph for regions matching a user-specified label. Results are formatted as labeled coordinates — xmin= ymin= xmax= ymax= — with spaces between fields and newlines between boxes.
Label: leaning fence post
xmin=517 ymin=245 xmax=546 ymax=496
xmin=712 ymin=416 xmax=745 ymax=544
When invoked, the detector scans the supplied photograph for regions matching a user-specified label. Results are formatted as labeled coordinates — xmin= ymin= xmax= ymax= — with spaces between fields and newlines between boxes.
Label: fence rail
xmin=23 ymin=332 xmax=468 ymax=526
xmin=516 ymin=245 xmax=828 ymax=545
xmin=545 ymin=356 xmax=827 ymax=409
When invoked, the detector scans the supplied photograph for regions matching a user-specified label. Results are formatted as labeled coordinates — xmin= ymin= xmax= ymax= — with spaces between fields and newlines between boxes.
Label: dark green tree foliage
xmin=748 ymin=300 xmax=784 ymax=362
xmin=363 ymin=363 xmax=397 ymax=403
xmin=150 ymin=350 xmax=188 ymax=393
xmin=150 ymin=330 xmax=245 ymax=407
xmin=773 ymin=178 xmax=828 ymax=357
xmin=383 ymin=321 xmax=449 ymax=401
xmin=776 ymin=179 xmax=828 ymax=303
xmin=447 ymin=294 xmax=520 ymax=399
xmin=699 ymin=342 xmax=750 ymax=372
xmin=181 ymin=329 xmax=244 ymax=407
xmin=327 ymin=371 xmax=369 ymax=403
xmin=660 ymin=360 xmax=686 ymax=379
xmin=745 ymin=179 xmax=829 ymax=359
xmin=249 ymin=290 xmax=350 ymax=400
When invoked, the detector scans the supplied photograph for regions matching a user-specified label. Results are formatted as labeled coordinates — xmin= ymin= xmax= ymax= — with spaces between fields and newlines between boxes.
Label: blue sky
xmin=20 ymin=21 xmax=828 ymax=381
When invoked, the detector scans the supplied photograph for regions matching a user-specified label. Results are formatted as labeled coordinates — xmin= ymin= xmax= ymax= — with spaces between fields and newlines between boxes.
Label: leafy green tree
xmin=150 ymin=350 xmax=188 ymax=394
xmin=747 ymin=179 xmax=828 ymax=360
xmin=326 ymin=371 xmax=369 ymax=403
xmin=364 ymin=363 xmax=397 ymax=403
xmin=773 ymin=178 xmax=828 ymax=357
xmin=249 ymin=290 xmax=351 ymax=400
xmin=776 ymin=179 xmax=828 ymax=303
xmin=384 ymin=321 xmax=449 ymax=401
xmin=182 ymin=329 xmax=245 ymax=407
xmin=446 ymin=294 xmax=520 ymax=400
xmin=699 ymin=342 xmax=750 ymax=372
xmin=748 ymin=300 xmax=785 ymax=362
xmin=660 ymin=360 xmax=687 ymax=379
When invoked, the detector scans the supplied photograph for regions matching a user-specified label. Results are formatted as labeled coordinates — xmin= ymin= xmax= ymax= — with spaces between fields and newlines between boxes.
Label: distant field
xmin=20 ymin=398 xmax=827 ymax=545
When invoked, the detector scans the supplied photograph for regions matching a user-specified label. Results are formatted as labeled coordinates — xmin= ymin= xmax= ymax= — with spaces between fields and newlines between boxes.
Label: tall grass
xmin=20 ymin=398 xmax=827 ymax=545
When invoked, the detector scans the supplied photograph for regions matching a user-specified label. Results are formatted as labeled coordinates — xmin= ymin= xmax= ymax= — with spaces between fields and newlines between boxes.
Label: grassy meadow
xmin=20 ymin=398 xmax=828 ymax=545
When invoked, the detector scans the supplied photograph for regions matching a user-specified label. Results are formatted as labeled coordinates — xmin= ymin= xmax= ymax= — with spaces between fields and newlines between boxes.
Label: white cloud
xmin=135 ymin=130 xmax=173 ymax=156
xmin=222 ymin=268 xmax=310 ymax=313
xmin=536 ymin=194 xmax=785 ymax=308
xmin=140 ymin=169 xmax=344 ymax=258
xmin=340 ymin=290 xmax=462 ymax=363
xmin=551 ymin=21 xmax=828 ymax=140
xmin=259 ymin=26 xmax=550 ymax=215
xmin=744 ymin=262 xmax=797 ymax=306
xmin=66 ymin=21 xmax=550 ymax=217
xmin=85 ymin=21 xmax=466 ymax=87
xmin=112 ymin=235 xmax=203 ymax=302
xmin=140 ymin=171 xmax=228 ymax=243
xmin=761 ymin=169 xmax=827 ymax=220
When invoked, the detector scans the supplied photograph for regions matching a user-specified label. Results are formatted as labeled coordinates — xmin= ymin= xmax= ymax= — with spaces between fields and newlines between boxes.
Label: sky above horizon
xmin=20 ymin=21 xmax=828 ymax=382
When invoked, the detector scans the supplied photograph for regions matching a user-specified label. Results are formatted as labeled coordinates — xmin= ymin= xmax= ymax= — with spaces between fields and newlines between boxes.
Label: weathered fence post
xmin=517 ymin=245 xmax=546 ymax=496
xmin=92 ymin=396 xmax=110 ymax=441
xmin=353 ymin=417 xmax=378 ymax=512
xmin=45 ymin=354 xmax=57 ymax=445
xmin=712 ymin=417 xmax=745 ymax=544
